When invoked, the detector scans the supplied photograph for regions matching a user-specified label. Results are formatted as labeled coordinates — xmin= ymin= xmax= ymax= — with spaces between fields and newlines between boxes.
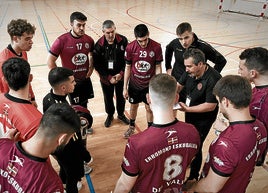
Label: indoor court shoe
xmin=118 ymin=114 xmax=130 ymax=125
xmin=124 ymin=126 xmax=135 ymax=138
xmin=86 ymin=127 xmax=93 ymax=134
xmin=88 ymin=157 xmax=93 ymax=165
xmin=63 ymin=182 xmax=82 ymax=192
xmin=77 ymin=181 xmax=82 ymax=191
xmin=104 ymin=115 xmax=114 ymax=127
xmin=84 ymin=164 xmax=93 ymax=174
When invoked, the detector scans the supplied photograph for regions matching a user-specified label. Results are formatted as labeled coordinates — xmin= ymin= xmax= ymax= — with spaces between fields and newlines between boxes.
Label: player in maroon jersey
xmin=0 ymin=57 xmax=42 ymax=141
xmin=0 ymin=103 xmax=80 ymax=193
xmin=238 ymin=47 xmax=268 ymax=166
xmin=123 ymin=24 xmax=162 ymax=138
xmin=188 ymin=75 xmax=267 ymax=193
xmin=114 ymin=74 xmax=200 ymax=193
xmin=47 ymin=11 xmax=94 ymax=109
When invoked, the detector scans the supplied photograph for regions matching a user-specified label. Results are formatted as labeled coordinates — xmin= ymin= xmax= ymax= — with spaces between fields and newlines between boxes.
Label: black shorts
xmin=69 ymin=78 xmax=94 ymax=105
xmin=128 ymin=84 xmax=149 ymax=104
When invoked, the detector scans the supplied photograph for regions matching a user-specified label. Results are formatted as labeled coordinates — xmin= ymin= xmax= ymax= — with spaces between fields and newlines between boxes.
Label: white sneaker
xmin=88 ymin=157 xmax=93 ymax=165
xmin=86 ymin=127 xmax=93 ymax=134
xmin=77 ymin=181 xmax=82 ymax=191
xmin=63 ymin=182 xmax=82 ymax=192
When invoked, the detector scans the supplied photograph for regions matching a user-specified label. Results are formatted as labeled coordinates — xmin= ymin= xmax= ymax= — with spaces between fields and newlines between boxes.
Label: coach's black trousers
xmin=100 ymin=80 xmax=126 ymax=116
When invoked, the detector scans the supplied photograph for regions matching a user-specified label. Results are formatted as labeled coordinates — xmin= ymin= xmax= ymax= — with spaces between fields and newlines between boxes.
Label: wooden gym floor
xmin=0 ymin=0 xmax=268 ymax=192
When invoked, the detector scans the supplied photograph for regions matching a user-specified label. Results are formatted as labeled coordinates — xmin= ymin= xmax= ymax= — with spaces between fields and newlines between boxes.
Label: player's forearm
xmin=87 ymin=54 xmax=94 ymax=77
xmin=123 ymin=65 xmax=131 ymax=89
xmin=47 ymin=54 xmax=58 ymax=69
xmin=155 ymin=64 xmax=162 ymax=74
xmin=113 ymin=182 xmax=130 ymax=193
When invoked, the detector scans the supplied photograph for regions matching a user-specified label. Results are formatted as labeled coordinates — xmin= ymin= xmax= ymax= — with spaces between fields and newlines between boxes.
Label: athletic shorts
xmin=68 ymin=78 xmax=94 ymax=105
xmin=128 ymin=84 xmax=149 ymax=104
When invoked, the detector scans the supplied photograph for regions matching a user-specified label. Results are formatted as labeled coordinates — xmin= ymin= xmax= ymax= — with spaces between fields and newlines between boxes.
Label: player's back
xmin=0 ymin=139 xmax=64 ymax=192
xmin=0 ymin=94 xmax=42 ymax=141
xmin=123 ymin=119 xmax=200 ymax=192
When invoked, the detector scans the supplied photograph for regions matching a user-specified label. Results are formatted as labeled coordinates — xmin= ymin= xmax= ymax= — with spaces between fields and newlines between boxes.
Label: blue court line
xmin=37 ymin=15 xmax=51 ymax=52
xmin=32 ymin=1 xmax=50 ymax=52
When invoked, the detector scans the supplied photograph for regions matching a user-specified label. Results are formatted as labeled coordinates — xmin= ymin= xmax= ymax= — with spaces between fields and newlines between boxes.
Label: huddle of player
xmin=0 ymin=14 xmax=267 ymax=193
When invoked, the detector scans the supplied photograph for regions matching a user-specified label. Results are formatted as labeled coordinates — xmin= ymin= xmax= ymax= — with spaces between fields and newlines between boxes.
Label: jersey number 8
xmin=163 ymin=154 xmax=183 ymax=181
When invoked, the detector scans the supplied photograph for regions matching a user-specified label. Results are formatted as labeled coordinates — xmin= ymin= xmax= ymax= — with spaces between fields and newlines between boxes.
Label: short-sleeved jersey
xmin=0 ymin=139 xmax=64 ymax=193
xmin=0 ymin=93 xmax=42 ymax=141
xmin=0 ymin=45 xmax=35 ymax=100
xmin=250 ymin=86 xmax=268 ymax=163
xmin=178 ymin=66 xmax=221 ymax=126
xmin=201 ymin=119 xmax=267 ymax=193
xmin=250 ymin=85 xmax=268 ymax=129
xmin=125 ymin=39 xmax=163 ymax=90
xmin=49 ymin=32 xmax=94 ymax=80
xmin=121 ymin=119 xmax=200 ymax=192
xmin=42 ymin=89 xmax=69 ymax=113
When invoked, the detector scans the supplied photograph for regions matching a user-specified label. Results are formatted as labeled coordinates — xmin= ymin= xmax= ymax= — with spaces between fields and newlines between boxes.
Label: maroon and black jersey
xmin=250 ymin=86 xmax=268 ymax=164
xmin=201 ymin=119 xmax=267 ymax=193
xmin=49 ymin=32 xmax=94 ymax=80
xmin=125 ymin=39 xmax=163 ymax=90
xmin=0 ymin=93 xmax=42 ymax=141
xmin=121 ymin=119 xmax=200 ymax=192
xmin=250 ymin=86 xmax=268 ymax=129
xmin=0 ymin=139 xmax=64 ymax=193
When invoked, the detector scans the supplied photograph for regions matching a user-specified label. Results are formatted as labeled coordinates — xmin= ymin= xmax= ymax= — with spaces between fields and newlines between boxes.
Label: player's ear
xmin=58 ymin=133 xmax=68 ymax=146
xmin=60 ymin=83 xmax=66 ymax=92
xmin=222 ymin=97 xmax=229 ymax=108
xmin=28 ymin=74 xmax=33 ymax=82
xmin=174 ymin=93 xmax=179 ymax=104
xmin=250 ymin=69 xmax=257 ymax=78
xmin=12 ymin=35 xmax=19 ymax=42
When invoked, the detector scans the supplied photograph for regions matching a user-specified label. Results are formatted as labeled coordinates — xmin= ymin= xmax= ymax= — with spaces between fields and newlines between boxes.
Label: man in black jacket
xmin=165 ymin=22 xmax=226 ymax=102
xmin=93 ymin=20 xmax=129 ymax=127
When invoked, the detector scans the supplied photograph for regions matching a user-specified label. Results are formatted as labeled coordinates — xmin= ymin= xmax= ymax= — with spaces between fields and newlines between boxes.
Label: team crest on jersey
xmin=72 ymin=53 xmax=87 ymax=65
xmin=85 ymin=43 xmax=90 ymax=49
xmin=10 ymin=155 xmax=24 ymax=167
xmin=135 ymin=60 xmax=151 ymax=72
xmin=165 ymin=129 xmax=177 ymax=138
xmin=7 ymin=162 xmax=19 ymax=177
xmin=197 ymin=83 xmax=203 ymax=90
xmin=167 ymin=137 xmax=178 ymax=145
xmin=218 ymin=140 xmax=228 ymax=147
xmin=149 ymin=51 xmax=155 ymax=58
xmin=253 ymin=126 xmax=262 ymax=140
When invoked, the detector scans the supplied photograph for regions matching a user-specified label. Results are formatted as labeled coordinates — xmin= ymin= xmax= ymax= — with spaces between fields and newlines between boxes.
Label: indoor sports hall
xmin=0 ymin=0 xmax=267 ymax=192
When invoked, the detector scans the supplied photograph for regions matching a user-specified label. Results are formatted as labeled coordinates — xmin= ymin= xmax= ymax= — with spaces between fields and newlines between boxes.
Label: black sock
xmin=148 ymin=122 xmax=153 ymax=127
xmin=130 ymin=119 xmax=135 ymax=127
